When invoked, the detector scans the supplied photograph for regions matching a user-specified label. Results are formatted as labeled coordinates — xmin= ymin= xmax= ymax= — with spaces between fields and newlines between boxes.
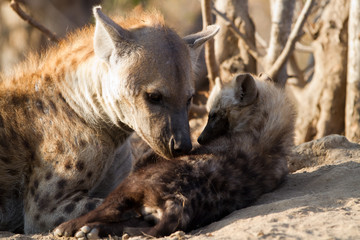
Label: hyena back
xmin=55 ymin=73 xmax=296 ymax=238
xmin=0 ymin=7 xmax=218 ymax=233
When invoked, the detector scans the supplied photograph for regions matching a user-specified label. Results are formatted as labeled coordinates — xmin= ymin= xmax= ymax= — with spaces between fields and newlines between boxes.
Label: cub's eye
xmin=147 ymin=92 xmax=162 ymax=104
xmin=187 ymin=96 xmax=193 ymax=106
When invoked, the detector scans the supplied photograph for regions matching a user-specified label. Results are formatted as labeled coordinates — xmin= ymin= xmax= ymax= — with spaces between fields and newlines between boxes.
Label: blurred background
xmin=0 ymin=0 xmax=358 ymax=145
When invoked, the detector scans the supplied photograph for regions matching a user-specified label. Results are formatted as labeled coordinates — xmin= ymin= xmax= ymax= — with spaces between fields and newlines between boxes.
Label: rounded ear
xmin=234 ymin=74 xmax=258 ymax=106
xmin=93 ymin=6 xmax=133 ymax=62
xmin=183 ymin=25 xmax=220 ymax=69
xmin=258 ymin=72 xmax=273 ymax=82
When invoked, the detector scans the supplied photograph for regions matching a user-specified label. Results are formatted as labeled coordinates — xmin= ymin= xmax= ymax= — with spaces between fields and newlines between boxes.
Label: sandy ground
xmin=1 ymin=135 xmax=359 ymax=240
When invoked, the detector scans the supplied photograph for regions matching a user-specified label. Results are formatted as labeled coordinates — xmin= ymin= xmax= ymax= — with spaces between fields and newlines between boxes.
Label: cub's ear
xmin=93 ymin=6 xmax=133 ymax=63
xmin=234 ymin=74 xmax=258 ymax=106
xmin=258 ymin=72 xmax=273 ymax=82
xmin=183 ymin=25 xmax=220 ymax=65
xmin=206 ymin=77 xmax=223 ymax=112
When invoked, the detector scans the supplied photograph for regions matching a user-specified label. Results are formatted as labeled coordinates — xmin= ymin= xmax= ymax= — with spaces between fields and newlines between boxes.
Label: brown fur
xmin=0 ymin=7 xmax=218 ymax=233
xmin=54 ymin=73 xmax=296 ymax=238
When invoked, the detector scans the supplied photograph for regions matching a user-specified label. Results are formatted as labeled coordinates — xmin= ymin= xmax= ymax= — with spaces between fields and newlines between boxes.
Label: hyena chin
xmin=0 ymin=6 xmax=219 ymax=233
xmin=54 ymin=73 xmax=296 ymax=238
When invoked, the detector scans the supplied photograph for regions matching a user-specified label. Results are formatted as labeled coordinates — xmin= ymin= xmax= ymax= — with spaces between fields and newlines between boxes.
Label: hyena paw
xmin=74 ymin=225 xmax=99 ymax=239
xmin=54 ymin=224 xmax=99 ymax=239
xmin=53 ymin=220 xmax=83 ymax=238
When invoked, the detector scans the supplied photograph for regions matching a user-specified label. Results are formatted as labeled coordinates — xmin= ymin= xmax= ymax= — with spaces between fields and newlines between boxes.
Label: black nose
xmin=170 ymin=137 xmax=192 ymax=158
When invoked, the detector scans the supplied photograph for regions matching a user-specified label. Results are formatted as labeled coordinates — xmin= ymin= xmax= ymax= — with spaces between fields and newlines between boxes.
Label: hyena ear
xmin=234 ymin=74 xmax=258 ymax=106
xmin=93 ymin=6 xmax=132 ymax=63
xmin=183 ymin=25 xmax=220 ymax=64
xmin=206 ymin=77 xmax=223 ymax=112
xmin=258 ymin=72 xmax=273 ymax=82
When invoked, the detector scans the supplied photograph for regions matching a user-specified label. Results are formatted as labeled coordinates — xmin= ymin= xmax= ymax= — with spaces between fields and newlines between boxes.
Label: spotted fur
xmin=54 ymin=73 xmax=296 ymax=238
xmin=0 ymin=7 xmax=219 ymax=233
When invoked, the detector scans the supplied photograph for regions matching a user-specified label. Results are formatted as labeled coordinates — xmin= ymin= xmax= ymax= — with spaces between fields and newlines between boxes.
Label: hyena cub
xmin=55 ymin=73 xmax=296 ymax=238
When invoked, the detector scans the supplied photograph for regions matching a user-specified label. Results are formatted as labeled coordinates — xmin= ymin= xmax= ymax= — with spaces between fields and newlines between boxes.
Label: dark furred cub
xmin=54 ymin=73 xmax=296 ymax=238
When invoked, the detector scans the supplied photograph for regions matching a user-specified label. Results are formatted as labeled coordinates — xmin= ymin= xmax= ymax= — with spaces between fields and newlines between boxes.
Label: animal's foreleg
xmin=24 ymin=189 xmax=103 ymax=234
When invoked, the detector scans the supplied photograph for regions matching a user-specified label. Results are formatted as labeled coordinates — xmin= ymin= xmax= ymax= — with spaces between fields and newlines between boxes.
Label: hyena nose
xmin=170 ymin=136 xmax=192 ymax=158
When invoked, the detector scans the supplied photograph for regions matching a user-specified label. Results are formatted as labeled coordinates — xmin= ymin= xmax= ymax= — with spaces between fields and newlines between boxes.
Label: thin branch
xmin=295 ymin=42 xmax=313 ymax=53
xmin=201 ymin=0 xmax=219 ymax=90
xmin=267 ymin=0 xmax=315 ymax=81
xmin=255 ymin=32 xmax=268 ymax=49
xmin=212 ymin=6 xmax=263 ymax=63
xmin=10 ymin=0 xmax=60 ymax=43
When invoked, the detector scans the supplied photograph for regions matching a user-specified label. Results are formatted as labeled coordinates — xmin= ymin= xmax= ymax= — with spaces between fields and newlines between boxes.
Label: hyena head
xmin=198 ymin=73 xmax=295 ymax=148
xmin=93 ymin=7 xmax=219 ymax=158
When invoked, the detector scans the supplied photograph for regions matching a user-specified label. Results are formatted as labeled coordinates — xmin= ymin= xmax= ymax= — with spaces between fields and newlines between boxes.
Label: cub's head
xmin=92 ymin=7 xmax=219 ymax=159
xmin=198 ymin=73 xmax=295 ymax=147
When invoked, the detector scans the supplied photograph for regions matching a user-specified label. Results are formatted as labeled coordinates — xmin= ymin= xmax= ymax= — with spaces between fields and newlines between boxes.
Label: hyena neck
xmin=59 ymin=56 xmax=133 ymax=141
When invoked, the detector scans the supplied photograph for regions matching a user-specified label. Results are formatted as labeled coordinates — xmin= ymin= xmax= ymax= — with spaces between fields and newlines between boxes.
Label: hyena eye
xmin=147 ymin=92 xmax=163 ymax=104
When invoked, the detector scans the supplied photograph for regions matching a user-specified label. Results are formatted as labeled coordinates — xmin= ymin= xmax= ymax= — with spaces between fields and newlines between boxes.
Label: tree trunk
xmin=265 ymin=0 xmax=295 ymax=86
xmin=214 ymin=0 xmax=256 ymax=81
xmin=293 ymin=0 xmax=349 ymax=144
xmin=345 ymin=0 xmax=360 ymax=143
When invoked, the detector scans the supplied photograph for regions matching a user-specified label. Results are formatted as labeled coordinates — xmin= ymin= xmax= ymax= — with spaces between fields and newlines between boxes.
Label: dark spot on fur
xmin=34 ymin=214 xmax=40 ymax=221
xmin=56 ymin=140 xmax=65 ymax=154
xmin=35 ymin=99 xmax=44 ymax=113
xmin=50 ymin=207 xmax=56 ymax=213
xmin=73 ymin=196 xmax=82 ymax=202
xmin=11 ymin=95 xmax=27 ymax=106
xmin=7 ymin=169 xmax=19 ymax=176
xmin=57 ymin=179 xmax=67 ymax=189
xmin=64 ymin=160 xmax=72 ymax=170
xmin=49 ymin=100 xmax=57 ymax=114
xmin=0 ymin=114 xmax=4 ymax=128
xmin=0 ymin=137 xmax=9 ymax=148
xmin=75 ymin=161 xmax=85 ymax=172
xmin=39 ymin=221 xmax=46 ymax=229
xmin=34 ymin=193 xmax=39 ymax=202
xmin=54 ymin=216 xmax=65 ymax=226
xmin=10 ymin=128 xmax=17 ymax=140
xmin=44 ymin=74 xmax=51 ymax=82
xmin=22 ymin=139 xmax=31 ymax=150
xmin=33 ymin=179 xmax=39 ymax=189
xmin=64 ymin=203 xmax=75 ymax=213
xmin=77 ymin=179 xmax=85 ymax=185
xmin=1 ymin=157 xmax=11 ymax=164
xmin=30 ymin=187 xmax=35 ymax=196
xmin=79 ymin=140 xmax=87 ymax=148
xmin=86 ymin=171 xmax=93 ymax=178
xmin=63 ymin=106 xmax=74 ymax=119
xmin=85 ymin=201 xmax=97 ymax=211
xmin=45 ymin=171 xmax=52 ymax=180
xmin=38 ymin=194 xmax=50 ymax=209
xmin=58 ymin=93 xmax=66 ymax=103
xmin=55 ymin=191 xmax=63 ymax=200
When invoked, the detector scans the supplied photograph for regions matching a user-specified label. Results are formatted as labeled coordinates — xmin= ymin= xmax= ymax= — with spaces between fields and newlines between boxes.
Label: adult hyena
xmin=54 ymin=73 xmax=296 ymax=238
xmin=0 ymin=7 xmax=219 ymax=233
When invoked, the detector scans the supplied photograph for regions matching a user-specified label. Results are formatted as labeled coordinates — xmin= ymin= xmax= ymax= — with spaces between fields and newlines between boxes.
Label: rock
xmin=288 ymin=134 xmax=360 ymax=172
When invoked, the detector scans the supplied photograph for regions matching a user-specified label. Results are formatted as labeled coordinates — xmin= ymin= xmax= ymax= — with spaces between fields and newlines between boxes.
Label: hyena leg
xmin=143 ymin=199 xmax=190 ymax=237
xmin=24 ymin=189 xmax=103 ymax=234
xmin=53 ymin=187 xmax=145 ymax=238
